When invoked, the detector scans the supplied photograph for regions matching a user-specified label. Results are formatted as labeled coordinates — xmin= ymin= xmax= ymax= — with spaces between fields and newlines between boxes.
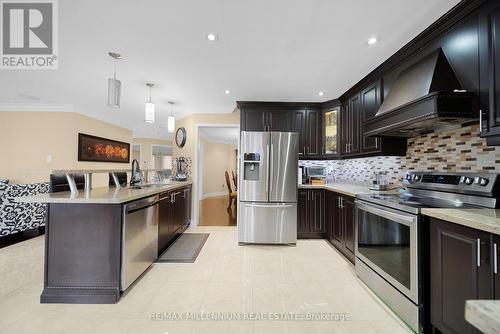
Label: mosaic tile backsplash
xmin=300 ymin=157 xmax=405 ymax=185
xmin=301 ymin=124 xmax=500 ymax=185
xmin=403 ymin=124 xmax=500 ymax=172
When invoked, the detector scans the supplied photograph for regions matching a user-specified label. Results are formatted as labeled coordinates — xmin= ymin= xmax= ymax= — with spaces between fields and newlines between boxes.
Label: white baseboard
xmin=201 ymin=192 xmax=227 ymax=200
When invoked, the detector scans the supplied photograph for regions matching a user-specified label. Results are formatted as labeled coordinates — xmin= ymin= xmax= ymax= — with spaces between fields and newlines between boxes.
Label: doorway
xmin=196 ymin=125 xmax=239 ymax=226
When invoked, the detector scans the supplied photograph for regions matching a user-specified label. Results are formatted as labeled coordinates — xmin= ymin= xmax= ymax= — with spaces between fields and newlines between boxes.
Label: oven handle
xmin=355 ymin=201 xmax=417 ymax=226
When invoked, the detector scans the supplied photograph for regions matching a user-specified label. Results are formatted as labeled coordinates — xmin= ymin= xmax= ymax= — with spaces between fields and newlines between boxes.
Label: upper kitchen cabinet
xmin=291 ymin=107 xmax=322 ymax=158
xmin=479 ymin=0 xmax=500 ymax=145
xmin=322 ymin=100 xmax=340 ymax=158
xmin=238 ymin=102 xmax=322 ymax=135
xmin=238 ymin=102 xmax=292 ymax=132
xmin=360 ymin=81 xmax=382 ymax=153
xmin=341 ymin=94 xmax=361 ymax=156
xmin=359 ymin=80 xmax=407 ymax=156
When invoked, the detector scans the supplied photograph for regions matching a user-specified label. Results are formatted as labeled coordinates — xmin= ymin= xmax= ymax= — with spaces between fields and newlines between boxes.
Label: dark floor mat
xmin=156 ymin=233 xmax=210 ymax=263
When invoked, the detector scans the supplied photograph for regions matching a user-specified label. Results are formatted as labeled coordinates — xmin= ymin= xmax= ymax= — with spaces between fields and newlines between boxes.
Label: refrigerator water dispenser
xmin=243 ymin=153 xmax=260 ymax=181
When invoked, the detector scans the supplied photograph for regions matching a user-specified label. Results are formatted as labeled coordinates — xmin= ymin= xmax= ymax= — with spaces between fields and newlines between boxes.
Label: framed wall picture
xmin=78 ymin=133 xmax=130 ymax=163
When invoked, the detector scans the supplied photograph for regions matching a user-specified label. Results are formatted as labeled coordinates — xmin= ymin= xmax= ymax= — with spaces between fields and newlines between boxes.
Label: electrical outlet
xmin=46 ymin=155 xmax=52 ymax=163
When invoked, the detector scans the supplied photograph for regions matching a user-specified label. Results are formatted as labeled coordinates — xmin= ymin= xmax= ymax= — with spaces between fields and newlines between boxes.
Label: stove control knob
xmin=464 ymin=177 xmax=473 ymax=185
xmin=480 ymin=178 xmax=489 ymax=186
xmin=406 ymin=174 xmax=412 ymax=180
xmin=414 ymin=175 xmax=420 ymax=181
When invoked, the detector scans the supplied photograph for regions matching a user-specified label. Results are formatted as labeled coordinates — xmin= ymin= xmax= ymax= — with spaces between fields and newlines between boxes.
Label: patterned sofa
xmin=0 ymin=182 xmax=49 ymax=237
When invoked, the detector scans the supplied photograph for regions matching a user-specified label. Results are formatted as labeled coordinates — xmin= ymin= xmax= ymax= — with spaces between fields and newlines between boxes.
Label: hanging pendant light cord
xmin=113 ymin=59 xmax=117 ymax=80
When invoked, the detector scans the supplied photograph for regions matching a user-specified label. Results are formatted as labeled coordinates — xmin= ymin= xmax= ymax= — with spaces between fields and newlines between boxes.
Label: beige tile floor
xmin=0 ymin=226 xmax=412 ymax=334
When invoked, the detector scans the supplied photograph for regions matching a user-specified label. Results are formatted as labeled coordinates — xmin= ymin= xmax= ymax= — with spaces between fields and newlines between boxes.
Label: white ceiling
xmin=0 ymin=0 xmax=461 ymax=139
xmin=200 ymin=127 xmax=239 ymax=144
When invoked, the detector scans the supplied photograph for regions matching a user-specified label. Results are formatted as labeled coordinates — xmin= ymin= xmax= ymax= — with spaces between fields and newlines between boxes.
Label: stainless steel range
xmin=355 ymin=172 xmax=500 ymax=334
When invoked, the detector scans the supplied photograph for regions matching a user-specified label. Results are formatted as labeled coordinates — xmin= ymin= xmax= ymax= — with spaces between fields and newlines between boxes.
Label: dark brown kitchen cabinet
xmin=297 ymin=190 xmax=310 ymax=233
xmin=325 ymin=191 xmax=355 ymax=264
xmin=291 ymin=108 xmax=322 ymax=158
xmin=342 ymin=196 xmax=355 ymax=255
xmin=267 ymin=110 xmax=291 ymax=132
xmin=158 ymin=185 xmax=191 ymax=256
xmin=322 ymin=102 xmax=340 ymax=158
xmin=341 ymin=94 xmax=361 ymax=156
xmin=430 ymin=218 xmax=492 ymax=334
xmin=479 ymin=0 xmax=500 ymax=145
xmin=240 ymin=108 xmax=290 ymax=132
xmin=297 ymin=188 xmax=325 ymax=238
xmin=360 ymin=81 xmax=381 ymax=153
xmin=291 ymin=110 xmax=307 ymax=156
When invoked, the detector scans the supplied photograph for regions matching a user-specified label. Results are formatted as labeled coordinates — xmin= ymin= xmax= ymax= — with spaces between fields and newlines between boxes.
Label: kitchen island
xmin=17 ymin=181 xmax=192 ymax=304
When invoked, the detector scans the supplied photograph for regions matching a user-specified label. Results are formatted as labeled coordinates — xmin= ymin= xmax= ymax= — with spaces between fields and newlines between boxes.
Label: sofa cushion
xmin=0 ymin=183 xmax=49 ymax=237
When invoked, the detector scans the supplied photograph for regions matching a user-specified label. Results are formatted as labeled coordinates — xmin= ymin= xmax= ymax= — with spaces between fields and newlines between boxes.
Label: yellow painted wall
xmin=0 ymin=111 xmax=133 ymax=186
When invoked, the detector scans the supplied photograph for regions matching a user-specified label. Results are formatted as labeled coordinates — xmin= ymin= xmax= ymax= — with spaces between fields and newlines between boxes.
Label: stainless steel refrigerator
xmin=238 ymin=131 xmax=298 ymax=244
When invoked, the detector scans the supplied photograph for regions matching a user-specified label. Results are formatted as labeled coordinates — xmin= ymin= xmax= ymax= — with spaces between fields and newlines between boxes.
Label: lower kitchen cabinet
xmin=158 ymin=185 xmax=192 ymax=256
xmin=430 ymin=218 xmax=493 ymax=334
xmin=326 ymin=191 xmax=355 ymax=264
xmin=297 ymin=189 xmax=325 ymax=238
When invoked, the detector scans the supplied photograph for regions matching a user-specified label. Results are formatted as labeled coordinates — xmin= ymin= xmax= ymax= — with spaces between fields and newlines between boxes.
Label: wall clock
xmin=175 ymin=127 xmax=187 ymax=148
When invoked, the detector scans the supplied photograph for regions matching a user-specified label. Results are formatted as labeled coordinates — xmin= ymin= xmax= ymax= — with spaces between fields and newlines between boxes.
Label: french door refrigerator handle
xmin=244 ymin=203 xmax=294 ymax=208
xmin=269 ymin=144 xmax=274 ymax=194
xmin=265 ymin=144 xmax=270 ymax=194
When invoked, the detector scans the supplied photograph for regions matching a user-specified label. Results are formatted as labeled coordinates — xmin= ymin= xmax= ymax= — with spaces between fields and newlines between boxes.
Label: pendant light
xmin=145 ymin=83 xmax=155 ymax=123
xmin=167 ymin=101 xmax=175 ymax=132
xmin=107 ymin=52 xmax=122 ymax=108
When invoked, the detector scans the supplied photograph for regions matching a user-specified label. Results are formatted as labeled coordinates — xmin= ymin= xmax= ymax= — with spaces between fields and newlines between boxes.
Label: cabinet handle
xmin=479 ymin=109 xmax=483 ymax=131
xmin=341 ymin=197 xmax=344 ymax=209
xmin=494 ymin=243 xmax=498 ymax=275
xmin=345 ymin=143 xmax=348 ymax=153
xmin=477 ymin=238 xmax=481 ymax=267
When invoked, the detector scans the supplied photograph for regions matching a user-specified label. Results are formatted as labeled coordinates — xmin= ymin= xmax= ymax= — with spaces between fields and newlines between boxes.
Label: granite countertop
xmin=465 ymin=300 xmax=500 ymax=334
xmin=15 ymin=181 xmax=192 ymax=204
xmin=421 ymin=208 xmax=500 ymax=236
xmin=299 ymin=182 xmax=400 ymax=197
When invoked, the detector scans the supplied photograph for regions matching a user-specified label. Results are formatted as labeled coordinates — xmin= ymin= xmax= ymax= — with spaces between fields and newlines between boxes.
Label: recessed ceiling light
xmin=318 ymin=91 xmax=324 ymax=96
xmin=207 ymin=33 xmax=218 ymax=41
xmin=225 ymin=90 xmax=231 ymax=95
xmin=367 ymin=37 xmax=378 ymax=45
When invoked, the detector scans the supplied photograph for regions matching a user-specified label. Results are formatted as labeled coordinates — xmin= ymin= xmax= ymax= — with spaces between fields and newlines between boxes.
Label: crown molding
xmin=0 ymin=103 xmax=75 ymax=112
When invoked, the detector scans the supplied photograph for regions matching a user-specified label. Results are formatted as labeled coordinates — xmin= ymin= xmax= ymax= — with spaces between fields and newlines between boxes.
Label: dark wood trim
xmin=298 ymin=232 xmax=326 ymax=239
xmin=339 ymin=0 xmax=487 ymax=102
xmin=321 ymin=99 xmax=341 ymax=110
xmin=237 ymin=101 xmax=322 ymax=110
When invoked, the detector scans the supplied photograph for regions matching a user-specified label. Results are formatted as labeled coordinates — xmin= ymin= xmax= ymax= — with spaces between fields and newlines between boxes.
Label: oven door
xmin=355 ymin=200 xmax=419 ymax=304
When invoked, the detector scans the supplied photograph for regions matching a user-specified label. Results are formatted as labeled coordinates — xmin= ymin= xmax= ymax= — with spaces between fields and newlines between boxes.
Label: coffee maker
xmin=175 ymin=157 xmax=187 ymax=181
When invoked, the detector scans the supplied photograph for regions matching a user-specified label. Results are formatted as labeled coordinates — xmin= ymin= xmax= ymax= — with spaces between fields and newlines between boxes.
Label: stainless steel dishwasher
xmin=121 ymin=195 xmax=159 ymax=291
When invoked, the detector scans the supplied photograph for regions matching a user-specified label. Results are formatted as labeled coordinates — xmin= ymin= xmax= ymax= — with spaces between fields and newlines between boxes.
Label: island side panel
xmin=41 ymin=203 xmax=122 ymax=304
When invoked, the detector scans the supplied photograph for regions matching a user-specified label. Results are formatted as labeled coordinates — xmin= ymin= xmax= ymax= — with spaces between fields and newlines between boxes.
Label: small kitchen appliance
xmin=174 ymin=157 xmax=187 ymax=181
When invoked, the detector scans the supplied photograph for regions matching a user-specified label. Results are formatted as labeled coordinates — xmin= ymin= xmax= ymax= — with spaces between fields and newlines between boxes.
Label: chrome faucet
xmin=130 ymin=159 xmax=142 ymax=186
